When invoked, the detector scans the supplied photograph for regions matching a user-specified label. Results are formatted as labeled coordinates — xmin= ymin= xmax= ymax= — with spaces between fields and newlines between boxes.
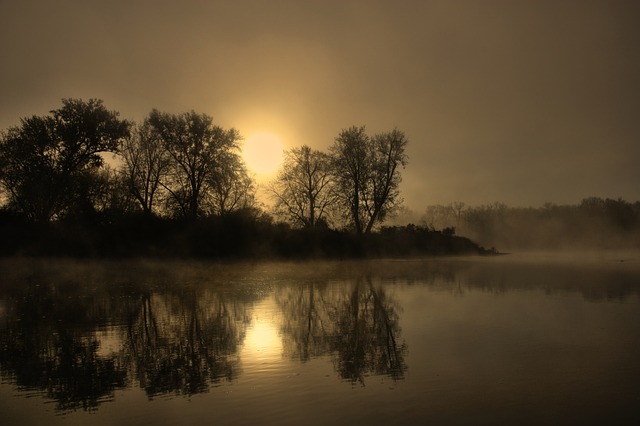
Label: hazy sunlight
xmin=242 ymin=132 xmax=284 ymax=177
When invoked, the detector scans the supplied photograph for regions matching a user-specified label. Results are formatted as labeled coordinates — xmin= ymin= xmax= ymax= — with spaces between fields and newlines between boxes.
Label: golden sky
xmin=1 ymin=0 xmax=639 ymax=211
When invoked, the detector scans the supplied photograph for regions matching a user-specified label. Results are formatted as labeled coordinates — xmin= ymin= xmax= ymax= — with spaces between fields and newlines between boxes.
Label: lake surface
xmin=1 ymin=254 xmax=639 ymax=425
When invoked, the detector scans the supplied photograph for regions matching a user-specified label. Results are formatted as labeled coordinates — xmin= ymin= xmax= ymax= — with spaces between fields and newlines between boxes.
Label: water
xmin=1 ymin=254 xmax=639 ymax=425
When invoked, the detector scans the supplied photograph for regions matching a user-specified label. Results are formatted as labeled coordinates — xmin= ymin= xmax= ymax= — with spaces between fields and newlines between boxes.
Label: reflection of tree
xmin=278 ymin=282 xmax=329 ymax=362
xmin=0 ymin=265 xmax=253 ymax=411
xmin=330 ymin=278 xmax=407 ymax=384
xmin=0 ymin=283 xmax=127 ymax=412
xmin=35 ymin=331 xmax=128 ymax=411
xmin=276 ymin=277 xmax=407 ymax=385
xmin=124 ymin=289 xmax=246 ymax=397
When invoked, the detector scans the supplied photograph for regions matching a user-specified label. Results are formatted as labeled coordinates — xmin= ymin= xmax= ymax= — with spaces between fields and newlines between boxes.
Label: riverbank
xmin=0 ymin=214 xmax=496 ymax=259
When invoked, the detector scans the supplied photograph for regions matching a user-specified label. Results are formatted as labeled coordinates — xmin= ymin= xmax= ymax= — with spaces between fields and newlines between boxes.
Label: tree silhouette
xmin=0 ymin=98 xmax=130 ymax=221
xmin=330 ymin=126 xmax=369 ymax=234
xmin=147 ymin=109 xmax=243 ymax=218
xmin=205 ymin=147 xmax=256 ymax=215
xmin=330 ymin=126 xmax=408 ymax=234
xmin=363 ymin=129 xmax=409 ymax=233
xmin=269 ymin=145 xmax=336 ymax=228
xmin=120 ymin=121 xmax=171 ymax=215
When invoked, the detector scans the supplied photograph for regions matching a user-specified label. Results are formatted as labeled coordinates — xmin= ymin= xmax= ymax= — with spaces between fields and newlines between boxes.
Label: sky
xmin=1 ymin=0 xmax=639 ymax=213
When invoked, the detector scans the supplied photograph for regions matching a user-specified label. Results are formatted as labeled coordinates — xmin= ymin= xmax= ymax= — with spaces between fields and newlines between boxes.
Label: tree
xmin=269 ymin=145 xmax=336 ymax=228
xmin=330 ymin=126 xmax=370 ymax=233
xmin=330 ymin=126 xmax=408 ymax=234
xmin=85 ymin=165 xmax=139 ymax=217
xmin=450 ymin=201 xmax=466 ymax=228
xmin=147 ymin=109 xmax=242 ymax=218
xmin=0 ymin=99 xmax=130 ymax=222
xmin=120 ymin=122 xmax=171 ymax=216
xmin=364 ymin=128 xmax=409 ymax=233
xmin=205 ymin=150 xmax=256 ymax=216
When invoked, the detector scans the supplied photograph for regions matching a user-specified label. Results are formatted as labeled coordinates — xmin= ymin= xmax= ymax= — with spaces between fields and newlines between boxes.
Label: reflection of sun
xmin=245 ymin=322 xmax=281 ymax=353
xmin=242 ymin=298 xmax=283 ymax=368
xmin=242 ymin=132 xmax=284 ymax=176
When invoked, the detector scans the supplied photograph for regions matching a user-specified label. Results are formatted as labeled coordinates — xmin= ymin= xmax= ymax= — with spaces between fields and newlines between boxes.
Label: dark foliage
xmin=0 ymin=210 xmax=491 ymax=259
xmin=0 ymin=99 xmax=130 ymax=222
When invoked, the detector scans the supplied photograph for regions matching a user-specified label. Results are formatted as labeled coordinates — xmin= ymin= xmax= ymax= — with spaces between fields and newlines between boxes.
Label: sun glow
xmin=245 ymin=322 xmax=281 ymax=353
xmin=242 ymin=298 xmax=283 ymax=365
xmin=243 ymin=320 xmax=283 ymax=368
xmin=242 ymin=132 xmax=284 ymax=176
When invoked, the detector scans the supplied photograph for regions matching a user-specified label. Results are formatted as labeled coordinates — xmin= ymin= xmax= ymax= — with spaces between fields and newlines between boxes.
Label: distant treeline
xmin=422 ymin=198 xmax=640 ymax=250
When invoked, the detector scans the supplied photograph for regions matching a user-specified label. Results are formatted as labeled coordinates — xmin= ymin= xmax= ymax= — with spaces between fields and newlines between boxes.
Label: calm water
xmin=1 ymin=254 xmax=639 ymax=425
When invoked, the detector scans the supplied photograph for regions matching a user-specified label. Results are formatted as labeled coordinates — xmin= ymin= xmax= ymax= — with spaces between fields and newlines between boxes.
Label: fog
xmin=413 ymin=198 xmax=640 ymax=252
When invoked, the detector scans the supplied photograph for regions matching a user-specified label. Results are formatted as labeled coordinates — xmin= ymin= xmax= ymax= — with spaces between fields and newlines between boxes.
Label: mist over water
xmin=418 ymin=198 xmax=640 ymax=253
xmin=1 ymin=255 xmax=639 ymax=425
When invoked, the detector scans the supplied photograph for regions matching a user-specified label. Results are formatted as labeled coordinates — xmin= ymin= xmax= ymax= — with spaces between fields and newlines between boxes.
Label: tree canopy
xmin=268 ymin=127 xmax=409 ymax=234
xmin=0 ymin=99 xmax=130 ymax=221
xmin=269 ymin=145 xmax=335 ymax=228
xmin=146 ymin=109 xmax=245 ymax=218
xmin=329 ymin=126 xmax=408 ymax=234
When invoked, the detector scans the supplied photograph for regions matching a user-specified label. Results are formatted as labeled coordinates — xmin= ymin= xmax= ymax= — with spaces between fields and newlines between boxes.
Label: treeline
xmin=0 ymin=98 xmax=491 ymax=258
xmin=0 ymin=99 xmax=252 ymax=222
xmin=422 ymin=198 xmax=640 ymax=250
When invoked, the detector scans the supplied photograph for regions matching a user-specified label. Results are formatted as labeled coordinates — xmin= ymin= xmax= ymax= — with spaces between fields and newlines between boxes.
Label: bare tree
xmin=147 ymin=109 xmax=241 ymax=218
xmin=79 ymin=165 xmax=137 ymax=215
xmin=269 ymin=145 xmax=336 ymax=228
xmin=330 ymin=126 xmax=408 ymax=234
xmin=330 ymin=126 xmax=370 ymax=233
xmin=120 ymin=122 xmax=170 ymax=215
xmin=363 ymin=128 xmax=408 ymax=233
xmin=206 ymin=150 xmax=256 ymax=215
xmin=450 ymin=201 xmax=466 ymax=228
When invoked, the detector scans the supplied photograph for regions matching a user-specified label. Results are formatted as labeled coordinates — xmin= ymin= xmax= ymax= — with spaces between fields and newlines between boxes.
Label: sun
xmin=242 ymin=132 xmax=284 ymax=176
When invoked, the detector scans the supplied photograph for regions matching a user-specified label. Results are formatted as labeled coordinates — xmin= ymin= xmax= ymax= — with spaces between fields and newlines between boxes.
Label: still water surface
xmin=1 ymin=254 xmax=639 ymax=425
